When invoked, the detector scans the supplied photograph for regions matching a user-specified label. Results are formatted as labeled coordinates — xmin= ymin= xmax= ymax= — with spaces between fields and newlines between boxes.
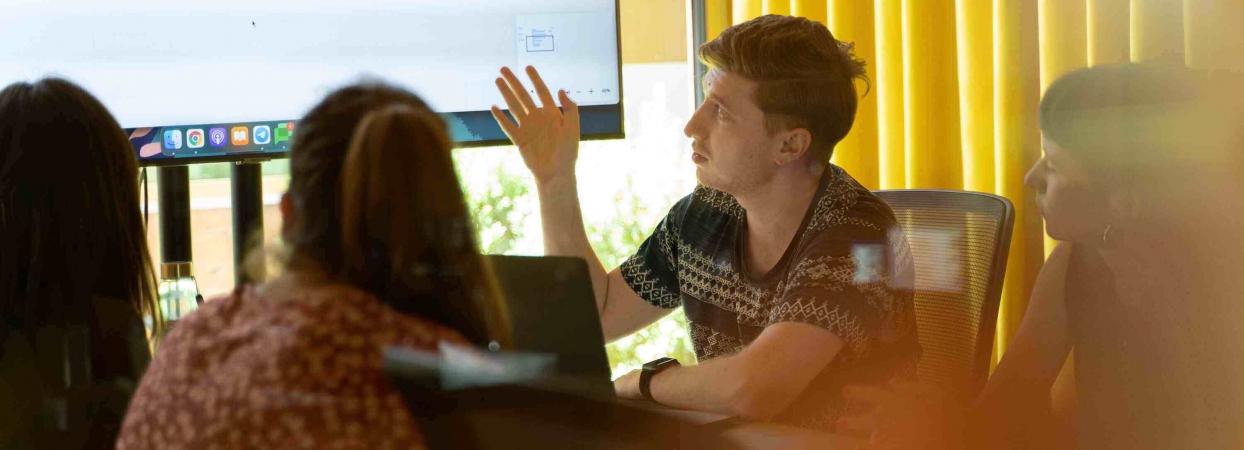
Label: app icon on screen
xmin=208 ymin=128 xmax=227 ymax=147
xmin=253 ymin=125 xmax=271 ymax=145
xmin=163 ymin=130 xmax=183 ymax=150
xmin=186 ymin=129 xmax=205 ymax=148
xmin=274 ymin=122 xmax=293 ymax=144
xmin=231 ymin=127 xmax=249 ymax=146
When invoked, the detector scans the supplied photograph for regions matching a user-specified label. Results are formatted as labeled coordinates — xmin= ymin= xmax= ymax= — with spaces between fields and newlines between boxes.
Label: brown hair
xmin=0 ymin=78 xmax=162 ymax=346
xmin=283 ymin=82 xmax=510 ymax=348
xmin=698 ymin=14 xmax=868 ymax=162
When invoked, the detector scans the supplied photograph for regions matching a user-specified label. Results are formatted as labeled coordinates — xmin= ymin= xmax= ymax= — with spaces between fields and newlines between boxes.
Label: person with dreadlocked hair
xmin=0 ymin=78 xmax=162 ymax=449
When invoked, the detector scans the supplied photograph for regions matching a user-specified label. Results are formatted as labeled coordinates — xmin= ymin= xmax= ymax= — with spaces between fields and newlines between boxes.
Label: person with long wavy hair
xmin=0 ymin=78 xmax=162 ymax=449
xmin=117 ymin=81 xmax=511 ymax=449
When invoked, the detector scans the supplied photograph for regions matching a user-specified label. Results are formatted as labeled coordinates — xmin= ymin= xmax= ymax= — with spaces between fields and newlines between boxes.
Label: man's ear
xmin=774 ymin=127 xmax=813 ymax=166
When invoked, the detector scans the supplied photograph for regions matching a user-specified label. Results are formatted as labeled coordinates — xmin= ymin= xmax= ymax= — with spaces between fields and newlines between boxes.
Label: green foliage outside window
xmin=455 ymin=153 xmax=696 ymax=378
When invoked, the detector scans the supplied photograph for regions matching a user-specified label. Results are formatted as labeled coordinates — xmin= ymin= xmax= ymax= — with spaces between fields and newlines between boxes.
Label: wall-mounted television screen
xmin=0 ymin=0 xmax=623 ymax=166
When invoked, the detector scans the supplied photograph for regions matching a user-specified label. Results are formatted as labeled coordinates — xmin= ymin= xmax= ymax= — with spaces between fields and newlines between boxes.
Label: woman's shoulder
xmin=121 ymin=282 xmax=447 ymax=449
xmin=251 ymin=280 xmax=469 ymax=345
xmin=1028 ymin=242 xmax=1076 ymax=314
xmin=161 ymin=287 xmax=252 ymax=339
xmin=154 ymin=281 xmax=469 ymax=365
xmin=1044 ymin=241 xmax=1076 ymax=278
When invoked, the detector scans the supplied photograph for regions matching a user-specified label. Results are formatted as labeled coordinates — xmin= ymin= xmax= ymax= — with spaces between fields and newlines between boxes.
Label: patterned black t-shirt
xmin=621 ymin=164 xmax=921 ymax=431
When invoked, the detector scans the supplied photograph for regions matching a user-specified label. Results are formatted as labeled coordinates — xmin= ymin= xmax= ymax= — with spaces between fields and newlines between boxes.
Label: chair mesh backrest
xmin=873 ymin=190 xmax=1014 ymax=400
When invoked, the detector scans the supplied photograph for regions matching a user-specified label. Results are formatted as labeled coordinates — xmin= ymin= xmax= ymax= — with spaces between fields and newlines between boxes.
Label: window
xmin=456 ymin=61 xmax=698 ymax=377
xmin=142 ymin=162 xmax=289 ymax=300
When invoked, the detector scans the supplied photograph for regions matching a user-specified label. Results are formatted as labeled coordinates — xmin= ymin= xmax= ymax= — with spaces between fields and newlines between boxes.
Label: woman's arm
xmin=969 ymin=242 xmax=1077 ymax=449
xmin=838 ymin=243 xmax=1080 ymax=450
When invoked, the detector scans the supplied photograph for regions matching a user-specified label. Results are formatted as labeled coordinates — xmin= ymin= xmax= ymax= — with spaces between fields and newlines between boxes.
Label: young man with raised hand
xmin=489 ymin=14 xmax=920 ymax=431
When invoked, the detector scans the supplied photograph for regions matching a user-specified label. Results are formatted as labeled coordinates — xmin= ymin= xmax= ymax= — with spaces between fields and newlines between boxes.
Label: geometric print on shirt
xmin=621 ymin=164 xmax=921 ymax=432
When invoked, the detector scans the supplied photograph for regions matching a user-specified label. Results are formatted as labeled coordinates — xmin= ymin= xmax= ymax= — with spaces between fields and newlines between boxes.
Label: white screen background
xmin=0 ymin=0 xmax=620 ymax=128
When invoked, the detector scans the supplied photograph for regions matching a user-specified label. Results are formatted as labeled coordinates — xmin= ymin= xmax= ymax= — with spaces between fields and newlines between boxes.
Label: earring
xmin=1101 ymin=223 xmax=1114 ymax=245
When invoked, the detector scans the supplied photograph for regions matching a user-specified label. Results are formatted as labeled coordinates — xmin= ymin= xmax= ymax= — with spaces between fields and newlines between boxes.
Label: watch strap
xmin=640 ymin=357 xmax=679 ymax=401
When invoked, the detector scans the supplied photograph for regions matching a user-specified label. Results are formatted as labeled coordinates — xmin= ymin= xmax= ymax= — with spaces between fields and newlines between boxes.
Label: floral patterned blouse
xmin=117 ymin=278 xmax=467 ymax=449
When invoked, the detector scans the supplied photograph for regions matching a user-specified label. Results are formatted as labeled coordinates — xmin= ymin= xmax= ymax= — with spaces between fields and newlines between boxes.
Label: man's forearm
xmin=646 ymin=357 xmax=748 ymax=417
xmin=639 ymin=324 xmax=843 ymax=421
xmin=643 ymin=356 xmax=792 ymax=421
xmin=535 ymin=176 xmax=609 ymax=312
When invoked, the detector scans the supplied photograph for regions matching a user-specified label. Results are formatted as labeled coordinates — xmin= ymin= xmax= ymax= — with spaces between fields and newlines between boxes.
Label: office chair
xmin=873 ymin=189 xmax=1015 ymax=401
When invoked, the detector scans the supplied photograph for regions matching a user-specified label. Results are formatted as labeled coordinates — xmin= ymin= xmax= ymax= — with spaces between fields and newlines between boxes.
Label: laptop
xmin=384 ymin=346 xmax=685 ymax=449
xmin=483 ymin=255 xmax=614 ymax=397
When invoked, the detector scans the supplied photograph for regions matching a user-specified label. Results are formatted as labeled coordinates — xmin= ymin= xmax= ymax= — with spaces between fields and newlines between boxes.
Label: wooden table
xmin=619 ymin=399 xmax=865 ymax=449
xmin=706 ymin=420 xmax=864 ymax=449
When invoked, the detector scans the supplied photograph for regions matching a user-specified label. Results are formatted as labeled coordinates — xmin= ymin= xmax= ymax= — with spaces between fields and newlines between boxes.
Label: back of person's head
xmin=697 ymin=14 xmax=867 ymax=163
xmin=282 ymin=81 xmax=510 ymax=348
xmin=0 ymin=78 xmax=159 ymax=339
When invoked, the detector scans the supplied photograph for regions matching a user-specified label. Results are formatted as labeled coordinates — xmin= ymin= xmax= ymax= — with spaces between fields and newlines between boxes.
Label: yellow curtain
xmin=992 ymin=0 xmax=1043 ymax=367
xmin=874 ymin=0 xmax=906 ymax=190
xmin=706 ymin=0 xmax=733 ymax=41
xmin=712 ymin=0 xmax=1244 ymax=365
xmin=764 ymin=0 xmax=791 ymax=15
xmin=1088 ymin=0 xmax=1130 ymax=66
xmin=1132 ymin=0 xmax=1184 ymax=62
xmin=793 ymin=0 xmax=827 ymax=25
xmin=829 ymin=1 xmax=879 ymax=188
xmin=957 ymin=0 xmax=994 ymax=194
xmin=733 ymin=0 xmax=763 ymax=24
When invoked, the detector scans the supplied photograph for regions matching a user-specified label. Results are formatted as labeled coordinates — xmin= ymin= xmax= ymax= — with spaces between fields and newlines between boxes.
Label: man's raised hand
xmin=490 ymin=66 xmax=580 ymax=185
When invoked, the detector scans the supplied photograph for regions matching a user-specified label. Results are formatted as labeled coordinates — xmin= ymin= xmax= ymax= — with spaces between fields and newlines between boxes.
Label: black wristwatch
xmin=639 ymin=357 xmax=680 ymax=401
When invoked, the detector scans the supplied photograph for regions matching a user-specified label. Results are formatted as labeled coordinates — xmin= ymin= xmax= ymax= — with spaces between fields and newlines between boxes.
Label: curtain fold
xmin=704 ymin=0 xmax=1241 ymax=366
xmin=1088 ymin=0 xmax=1130 ymax=65
xmin=875 ymin=0 xmax=907 ymax=190
xmin=903 ymin=0 xmax=964 ymax=190
xmin=793 ymin=0 xmax=828 ymax=25
xmin=706 ymin=0 xmax=733 ymax=41
xmin=733 ymin=0 xmax=763 ymax=25
xmin=957 ymin=0 xmax=995 ymax=194
xmin=1184 ymin=0 xmax=1244 ymax=71
xmin=992 ymin=0 xmax=1043 ymax=367
xmin=763 ymin=0 xmax=791 ymax=15
xmin=1131 ymin=0 xmax=1185 ymax=63
xmin=1039 ymin=0 xmax=1086 ymax=257
xmin=830 ymin=0 xmax=880 ymax=189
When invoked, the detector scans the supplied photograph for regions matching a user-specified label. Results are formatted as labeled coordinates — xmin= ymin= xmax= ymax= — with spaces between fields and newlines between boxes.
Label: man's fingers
xmin=495 ymin=77 xmax=527 ymax=123
xmin=843 ymin=385 xmax=896 ymax=406
xmin=490 ymin=106 xmax=519 ymax=140
xmin=500 ymin=66 xmax=538 ymax=111
xmin=527 ymin=66 xmax=558 ymax=111
xmin=559 ymin=90 xmax=579 ymax=125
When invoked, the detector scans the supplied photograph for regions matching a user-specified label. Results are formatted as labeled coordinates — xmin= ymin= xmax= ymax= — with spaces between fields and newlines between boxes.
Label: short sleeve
xmin=769 ymin=230 xmax=913 ymax=362
xmin=619 ymin=194 xmax=694 ymax=309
